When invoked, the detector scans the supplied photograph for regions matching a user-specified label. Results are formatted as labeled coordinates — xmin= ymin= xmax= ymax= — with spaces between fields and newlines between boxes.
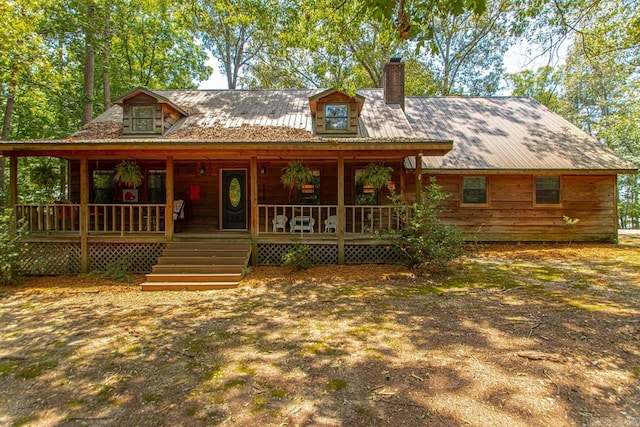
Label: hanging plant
xmin=280 ymin=160 xmax=313 ymax=203
xmin=360 ymin=163 xmax=393 ymax=190
xmin=30 ymin=159 xmax=59 ymax=188
xmin=114 ymin=161 xmax=143 ymax=188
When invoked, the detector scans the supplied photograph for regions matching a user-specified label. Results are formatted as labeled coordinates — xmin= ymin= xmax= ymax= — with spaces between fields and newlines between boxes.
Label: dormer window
xmin=132 ymin=106 xmax=155 ymax=133
xmin=325 ymin=104 xmax=348 ymax=131
xmin=309 ymin=89 xmax=364 ymax=136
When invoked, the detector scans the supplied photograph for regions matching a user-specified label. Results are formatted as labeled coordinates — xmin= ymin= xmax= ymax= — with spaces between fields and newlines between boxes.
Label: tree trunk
xmin=0 ymin=64 xmax=18 ymax=211
xmin=102 ymin=9 xmax=112 ymax=111
xmin=82 ymin=5 xmax=96 ymax=125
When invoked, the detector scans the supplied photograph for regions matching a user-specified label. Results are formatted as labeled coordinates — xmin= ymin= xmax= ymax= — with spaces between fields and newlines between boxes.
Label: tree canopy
xmin=0 ymin=0 xmax=638 ymax=224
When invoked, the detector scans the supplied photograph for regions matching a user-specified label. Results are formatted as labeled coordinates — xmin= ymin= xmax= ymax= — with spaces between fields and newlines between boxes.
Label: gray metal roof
xmin=402 ymin=96 xmax=637 ymax=172
xmin=84 ymin=89 xmax=636 ymax=172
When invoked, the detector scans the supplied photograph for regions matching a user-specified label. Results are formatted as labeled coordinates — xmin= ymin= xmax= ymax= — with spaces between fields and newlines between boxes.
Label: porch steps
xmin=141 ymin=241 xmax=251 ymax=291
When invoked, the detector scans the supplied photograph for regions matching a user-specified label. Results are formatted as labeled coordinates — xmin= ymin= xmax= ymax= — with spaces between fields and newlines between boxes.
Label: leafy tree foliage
xmin=385 ymin=179 xmax=465 ymax=274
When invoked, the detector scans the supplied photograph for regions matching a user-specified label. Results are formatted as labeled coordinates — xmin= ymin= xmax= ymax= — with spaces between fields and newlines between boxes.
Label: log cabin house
xmin=1 ymin=60 xmax=636 ymax=290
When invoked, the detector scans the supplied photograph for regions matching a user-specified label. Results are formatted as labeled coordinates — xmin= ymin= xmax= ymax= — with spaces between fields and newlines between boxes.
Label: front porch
xmin=14 ymin=202 xmax=408 ymax=275
xmin=3 ymin=138 xmax=442 ymax=275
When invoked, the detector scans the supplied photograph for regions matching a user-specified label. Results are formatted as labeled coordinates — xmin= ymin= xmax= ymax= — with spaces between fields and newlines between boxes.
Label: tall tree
xmin=196 ymin=0 xmax=276 ymax=89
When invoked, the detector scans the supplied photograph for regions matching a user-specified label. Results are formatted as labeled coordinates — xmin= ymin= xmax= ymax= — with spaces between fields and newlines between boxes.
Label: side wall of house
xmin=406 ymin=173 xmax=618 ymax=242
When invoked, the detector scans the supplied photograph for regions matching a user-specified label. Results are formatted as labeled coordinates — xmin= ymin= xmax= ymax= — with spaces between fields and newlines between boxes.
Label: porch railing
xmin=15 ymin=204 xmax=166 ymax=235
xmin=258 ymin=204 xmax=406 ymax=234
xmin=15 ymin=204 xmax=80 ymax=233
xmin=89 ymin=204 xmax=165 ymax=234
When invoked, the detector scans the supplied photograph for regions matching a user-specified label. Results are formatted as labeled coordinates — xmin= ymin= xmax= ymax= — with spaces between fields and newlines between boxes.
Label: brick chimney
xmin=383 ymin=58 xmax=405 ymax=110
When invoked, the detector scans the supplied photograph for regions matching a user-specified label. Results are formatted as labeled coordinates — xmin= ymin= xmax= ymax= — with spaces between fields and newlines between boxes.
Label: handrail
xmin=14 ymin=203 xmax=166 ymax=235
xmin=15 ymin=204 xmax=80 ymax=233
xmin=258 ymin=204 xmax=406 ymax=234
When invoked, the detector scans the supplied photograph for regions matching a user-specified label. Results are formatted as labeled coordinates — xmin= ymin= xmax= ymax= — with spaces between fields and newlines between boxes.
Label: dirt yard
xmin=1 ymin=234 xmax=639 ymax=427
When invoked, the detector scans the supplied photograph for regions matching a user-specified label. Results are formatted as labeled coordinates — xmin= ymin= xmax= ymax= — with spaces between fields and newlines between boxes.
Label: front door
xmin=221 ymin=170 xmax=247 ymax=230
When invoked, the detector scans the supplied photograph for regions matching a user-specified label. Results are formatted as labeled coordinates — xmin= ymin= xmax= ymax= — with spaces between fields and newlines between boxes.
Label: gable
xmin=115 ymin=88 xmax=187 ymax=137
xmin=309 ymin=90 xmax=364 ymax=136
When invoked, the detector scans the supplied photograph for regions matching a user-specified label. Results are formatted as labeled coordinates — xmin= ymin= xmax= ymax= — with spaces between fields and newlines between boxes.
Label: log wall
xmin=406 ymin=173 xmax=618 ymax=242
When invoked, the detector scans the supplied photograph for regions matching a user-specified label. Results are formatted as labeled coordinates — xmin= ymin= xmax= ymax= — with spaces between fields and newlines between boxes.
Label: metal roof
xmin=402 ymin=96 xmax=637 ymax=172
xmin=5 ymin=88 xmax=636 ymax=172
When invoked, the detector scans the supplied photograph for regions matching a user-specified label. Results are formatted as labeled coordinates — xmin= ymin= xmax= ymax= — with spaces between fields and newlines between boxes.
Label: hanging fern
xmin=281 ymin=160 xmax=313 ymax=203
xmin=30 ymin=160 xmax=59 ymax=188
xmin=114 ymin=161 xmax=143 ymax=188
xmin=360 ymin=163 xmax=393 ymax=189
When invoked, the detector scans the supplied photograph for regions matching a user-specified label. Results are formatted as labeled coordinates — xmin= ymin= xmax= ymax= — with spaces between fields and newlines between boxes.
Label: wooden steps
xmin=141 ymin=241 xmax=251 ymax=291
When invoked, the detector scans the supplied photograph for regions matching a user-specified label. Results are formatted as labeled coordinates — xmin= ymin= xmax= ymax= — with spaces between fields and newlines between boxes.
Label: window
xmin=132 ymin=105 xmax=154 ymax=133
xmin=93 ymin=170 xmax=115 ymax=203
xmin=462 ymin=176 xmax=488 ymax=205
xmin=535 ymin=176 xmax=560 ymax=204
xmin=147 ymin=170 xmax=166 ymax=204
xmin=298 ymin=169 xmax=321 ymax=205
xmin=325 ymin=104 xmax=348 ymax=131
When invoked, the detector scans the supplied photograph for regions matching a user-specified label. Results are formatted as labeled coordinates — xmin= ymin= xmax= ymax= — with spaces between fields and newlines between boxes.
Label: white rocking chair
xmin=324 ymin=215 xmax=337 ymax=232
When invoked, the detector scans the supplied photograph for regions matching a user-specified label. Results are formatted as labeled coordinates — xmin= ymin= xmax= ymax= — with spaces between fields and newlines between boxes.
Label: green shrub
xmin=0 ymin=210 xmax=28 ymax=285
xmin=282 ymin=239 xmax=313 ymax=270
xmin=385 ymin=178 xmax=465 ymax=274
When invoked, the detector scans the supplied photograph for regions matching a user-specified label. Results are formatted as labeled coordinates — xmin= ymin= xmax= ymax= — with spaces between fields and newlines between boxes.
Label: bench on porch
xmin=289 ymin=216 xmax=315 ymax=233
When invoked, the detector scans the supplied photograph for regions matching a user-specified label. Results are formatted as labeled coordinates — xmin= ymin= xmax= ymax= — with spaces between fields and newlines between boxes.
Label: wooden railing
xmin=15 ymin=204 xmax=80 ymax=233
xmin=15 ymin=204 xmax=166 ymax=235
xmin=345 ymin=205 xmax=405 ymax=233
xmin=259 ymin=205 xmax=338 ymax=234
xmin=89 ymin=204 xmax=165 ymax=234
xmin=258 ymin=204 xmax=407 ymax=235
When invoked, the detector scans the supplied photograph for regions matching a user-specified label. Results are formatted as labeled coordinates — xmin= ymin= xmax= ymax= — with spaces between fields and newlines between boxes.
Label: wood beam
xmin=250 ymin=156 xmax=259 ymax=266
xmin=416 ymin=152 xmax=423 ymax=205
xmin=165 ymin=156 xmax=174 ymax=240
xmin=8 ymin=155 xmax=17 ymax=209
xmin=79 ymin=155 xmax=89 ymax=273
xmin=337 ymin=155 xmax=345 ymax=264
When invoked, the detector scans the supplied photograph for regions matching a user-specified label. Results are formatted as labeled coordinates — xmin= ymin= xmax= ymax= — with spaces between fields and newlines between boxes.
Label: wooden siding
xmin=406 ymin=173 xmax=618 ymax=242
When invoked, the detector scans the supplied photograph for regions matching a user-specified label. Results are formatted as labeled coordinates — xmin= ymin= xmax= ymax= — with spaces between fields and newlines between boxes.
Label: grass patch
xmin=66 ymin=398 xmax=87 ymax=409
xmin=223 ymin=378 xmax=247 ymax=390
xmin=305 ymin=342 xmax=343 ymax=356
xmin=185 ymin=406 xmax=199 ymax=416
xmin=11 ymin=415 xmax=38 ymax=427
xmin=0 ymin=361 xmax=20 ymax=377
xmin=327 ymin=378 xmax=347 ymax=391
xmin=17 ymin=361 xmax=57 ymax=379
xmin=270 ymin=388 xmax=288 ymax=399
xmin=252 ymin=396 xmax=267 ymax=412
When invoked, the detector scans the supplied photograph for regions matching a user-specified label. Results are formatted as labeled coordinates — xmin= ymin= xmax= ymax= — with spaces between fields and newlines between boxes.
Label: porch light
xmin=301 ymin=183 xmax=315 ymax=193
xmin=199 ymin=163 xmax=206 ymax=176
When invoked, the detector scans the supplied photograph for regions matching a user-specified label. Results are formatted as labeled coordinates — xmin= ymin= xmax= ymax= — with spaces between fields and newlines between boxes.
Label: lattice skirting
xmin=259 ymin=243 xmax=338 ymax=265
xmin=90 ymin=242 xmax=166 ymax=273
xmin=20 ymin=242 xmax=82 ymax=275
xmin=258 ymin=243 xmax=405 ymax=266
xmin=345 ymin=244 xmax=406 ymax=265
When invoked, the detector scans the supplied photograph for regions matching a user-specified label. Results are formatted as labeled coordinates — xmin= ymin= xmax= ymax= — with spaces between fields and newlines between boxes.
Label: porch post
xmin=79 ymin=155 xmax=89 ymax=273
xmin=8 ymin=155 xmax=17 ymax=209
xmin=337 ymin=155 xmax=345 ymax=264
xmin=415 ymin=152 xmax=423 ymax=205
xmin=165 ymin=156 xmax=174 ymax=240
xmin=250 ymin=156 xmax=258 ymax=266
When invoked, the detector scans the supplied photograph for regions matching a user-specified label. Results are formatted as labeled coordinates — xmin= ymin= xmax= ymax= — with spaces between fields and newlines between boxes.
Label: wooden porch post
xmin=250 ymin=156 xmax=258 ymax=266
xmin=337 ymin=155 xmax=345 ymax=264
xmin=8 ymin=155 xmax=17 ymax=209
xmin=79 ymin=155 xmax=89 ymax=273
xmin=415 ymin=153 xmax=423 ymax=205
xmin=165 ymin=156 xmax=174 ymax=240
